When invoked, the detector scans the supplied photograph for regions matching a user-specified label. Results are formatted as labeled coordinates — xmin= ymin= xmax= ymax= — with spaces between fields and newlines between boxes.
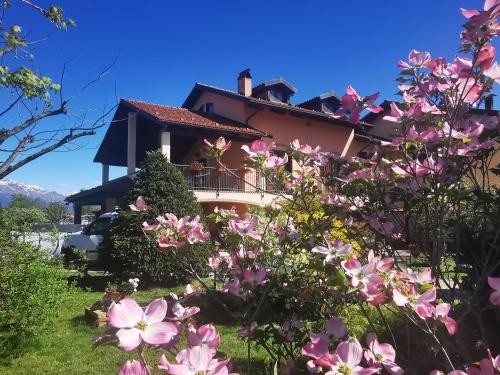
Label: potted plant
xmin=189 ymin=160 xmax=202 ymax=171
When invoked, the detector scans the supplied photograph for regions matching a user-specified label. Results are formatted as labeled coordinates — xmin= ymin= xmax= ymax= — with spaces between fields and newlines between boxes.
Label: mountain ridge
xmin=0 ymin=179 xmax=66 ymax=207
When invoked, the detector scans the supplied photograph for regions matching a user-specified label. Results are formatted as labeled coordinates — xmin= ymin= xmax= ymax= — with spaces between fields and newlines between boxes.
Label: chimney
xmin=485 ymin=95 xmax=494 ymax=111
xmin=237 ymin=69 xmax=252 ymax=96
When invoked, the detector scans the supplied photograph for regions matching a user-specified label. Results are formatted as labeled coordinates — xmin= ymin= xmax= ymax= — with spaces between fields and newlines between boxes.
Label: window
xmin=205 ymin=102 xmax=214 ymax=113
xmin=269 ymin=89 xmax=287 ymax=103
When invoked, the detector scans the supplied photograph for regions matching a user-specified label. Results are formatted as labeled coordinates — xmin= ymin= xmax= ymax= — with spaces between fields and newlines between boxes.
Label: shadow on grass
xmin=69 ymin=272 xmax=114 ymax=292
xmin=230 ymin=358 xmax=269 ymax=374
xmin=70 ymin=314 xmax=90 ymax=329
xmin=0 ymin=333 xmax=41 ymax=364
xmin=190 ymin=292 xmax=245 ymax=325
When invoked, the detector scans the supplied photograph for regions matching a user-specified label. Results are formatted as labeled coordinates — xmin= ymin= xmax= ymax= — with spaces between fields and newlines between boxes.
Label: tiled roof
xmin=182 ymin=83 xmax=364 ymax=130
xmin=122 ymin=98 xmax=265 ymax=136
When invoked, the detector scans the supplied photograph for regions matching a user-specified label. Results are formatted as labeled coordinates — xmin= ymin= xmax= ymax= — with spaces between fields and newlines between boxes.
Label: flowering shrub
xmin=95 ymin=1 xmax=500 ymax=373
xmin=99 ymin=150 xmax=211 ymax=286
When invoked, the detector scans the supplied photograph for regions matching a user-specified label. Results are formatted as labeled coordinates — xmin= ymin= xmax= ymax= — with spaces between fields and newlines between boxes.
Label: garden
xmin=1 ymin=1 xmax=500 ymax=374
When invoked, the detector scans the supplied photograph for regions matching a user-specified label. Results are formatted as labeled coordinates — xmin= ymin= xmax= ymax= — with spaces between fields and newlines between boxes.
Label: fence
xmin=173 ymin=165 xmax=269 ymax=193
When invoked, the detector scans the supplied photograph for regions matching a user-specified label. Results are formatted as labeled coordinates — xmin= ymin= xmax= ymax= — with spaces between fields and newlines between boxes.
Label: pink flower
xmin=264 ymin=153 xmax=288 ymax=168
xmin=228 ymin=217 xmax=262 ymax=240
xmin=326 ymin=318 xmax=347 ymax=339
xmin=368 ymin=251 xmax=395 ymax=272
xmin=181 ymin=284 xmax=202 ymax=301
xmin=312 ymin=240 xmax=353 ymax=263
xmin=290 ymin=139 xmax=321 ymax=157
xmin=460 ymin=0 xmax=500 ymax=44
xmin=142 ymin=221 xmax=159 ymax=231
xmin=222 ymin=279 xmax=243 ymax=297
xmin=242 ymin=268 xmax=267 ymax=285
xmin=369 ymin=216 xmax=394 ymax=236
xmin=487 ymin=277 xmax=500 ymax=305
xmin=119 ymin=360 xmax=149 ymax=375
xmin=484 ymin=62 xmax=500 ymax=82
xmin=364 ymin=333 xmax=404 ymax=375
xmin=392 ymin=157 xmax=442 ymax=178
xmin=208 ymin=255 xmax=222 ymax=271
xmin=433 ymin=303 xmax=457 ymax=335
xmin=171 ymin=302 xmax=200 ymax=321
xmin=456 ymin=78 xmax=482 ymax=104
xmin=360 ymin=274 xmax=388 ymax=306
xmin=383 ymin=102 xmax=405 ymax=123
xmin=241 ymin=140 xmax=274 ymax=158
xmin=108 ymin=298 xmax=179 ymax=351
xmin=187 ymin=324 xmax=221 ymax=353
xmin=158 ymin=345 xmax=234 ymax=375
xmin=398 ymin=50 xmax=431 ymax=69
xmin=467 ymin=350 xmax=500 ymax=375
xmin=334 ymin=86 xmax=382 ymax=124
xmin=129 ymin=196 xmax=148 ymax=211
xmin=404 ymin=268 xmax=435 ymax=285
xmin=477 ymin=45 xmax=496 ymax=71
xmin=204 ymin=137 xmax=232 ymax=151
xmin=279 ymin=314 xmax=304 ymax=341
xmin=393 ymin=286 xmax=436 ymax=319
xmin=302 ymin=335 xmax=329 ymax=359
xmin=341 ymin=257 xmax=363 ymax=285
xmin=327 ymin=337 xmax=379 ymax=375
xmin=237 ymin=321 xmax=258 ymax=338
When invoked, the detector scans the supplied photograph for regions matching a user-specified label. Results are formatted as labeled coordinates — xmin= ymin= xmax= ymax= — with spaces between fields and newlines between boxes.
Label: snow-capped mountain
xmin=0 ymin=180 xmax=66 ymax=207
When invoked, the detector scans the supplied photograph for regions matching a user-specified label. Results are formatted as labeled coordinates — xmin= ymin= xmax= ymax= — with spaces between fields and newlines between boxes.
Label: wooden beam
xmin=127 ymin=112 xmax=137 ymax=174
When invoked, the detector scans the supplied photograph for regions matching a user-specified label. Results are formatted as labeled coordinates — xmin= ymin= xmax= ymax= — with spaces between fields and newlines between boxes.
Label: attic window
xmin=205 ymin=102 xmax=214 ymax=113
xmin=269 ymin=89 xmax=287 ymax=103
xmin=322 ymin=101 xmax=337 ymax=114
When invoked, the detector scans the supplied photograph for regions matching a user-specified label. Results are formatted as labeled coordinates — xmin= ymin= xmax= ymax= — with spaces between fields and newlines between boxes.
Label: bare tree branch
xmin=0 ymin=102 xmax=67 ymax=145
xmin=0 ymin=135 xmax=31 ymax=175
xmin=0 ymin=95 xmax=22 ymax=118
xmin=0 ymin=129 xmax=94 ymax=179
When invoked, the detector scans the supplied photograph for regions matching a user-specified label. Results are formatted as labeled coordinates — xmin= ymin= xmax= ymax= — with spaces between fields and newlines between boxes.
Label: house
xmin=66 ymin=70 xmax=377 ymax=223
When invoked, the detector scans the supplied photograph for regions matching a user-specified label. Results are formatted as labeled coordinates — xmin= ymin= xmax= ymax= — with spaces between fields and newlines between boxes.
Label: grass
xmin=0 ymin=275 xmax=270 ymax=374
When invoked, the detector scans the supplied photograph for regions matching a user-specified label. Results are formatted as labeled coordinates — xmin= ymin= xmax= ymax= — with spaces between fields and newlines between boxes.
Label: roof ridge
xmin=122 ymin=98 xmax=188 ymax=111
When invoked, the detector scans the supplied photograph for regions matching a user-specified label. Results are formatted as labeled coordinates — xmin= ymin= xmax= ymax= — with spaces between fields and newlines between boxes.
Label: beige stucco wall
xmin=248 ymin=108 xmax=355 ymax=155
xmin=345 ymin=139 xmax=374 ymax=157
xmin=194 ymin=91 xmax=247 ymax=124
xmin=367 ymin=116 xmax=402 ymax=139
xmin=192 ymin=92 xmax=356 ymax=156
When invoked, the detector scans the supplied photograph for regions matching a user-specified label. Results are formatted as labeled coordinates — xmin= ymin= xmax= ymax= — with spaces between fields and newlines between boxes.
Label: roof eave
xmin=185 ymin=83 xmax=360 ymax=130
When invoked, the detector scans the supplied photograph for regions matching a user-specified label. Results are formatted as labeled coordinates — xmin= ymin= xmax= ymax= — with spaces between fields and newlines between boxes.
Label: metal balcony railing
xmin=173 ymin=164 xmax=268 ymax=193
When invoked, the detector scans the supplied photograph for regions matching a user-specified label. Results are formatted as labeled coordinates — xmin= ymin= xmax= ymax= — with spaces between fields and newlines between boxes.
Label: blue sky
xmin=2 ymin=0 xmax=495 ymax=194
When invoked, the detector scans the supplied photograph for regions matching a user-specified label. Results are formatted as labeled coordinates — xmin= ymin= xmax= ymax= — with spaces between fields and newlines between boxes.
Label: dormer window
xmin=270 ymin=88 xmax=286 ymax=103
xmin=297 ymin=92 xmax=341 ymax=113
xmin=252 ymin=77 xmax=298 ymax=104
xmin=205 ymin=102 xmax=214 ymax=113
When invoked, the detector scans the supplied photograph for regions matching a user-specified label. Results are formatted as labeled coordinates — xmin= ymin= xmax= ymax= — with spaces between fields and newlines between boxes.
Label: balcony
xmin=172 ymin=164 xmax=277 ymax=206
xmin=66 ymin=163 xmax=279 ymax=224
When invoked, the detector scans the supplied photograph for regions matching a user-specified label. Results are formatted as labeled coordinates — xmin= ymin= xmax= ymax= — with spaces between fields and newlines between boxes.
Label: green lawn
xmin=0 ymin=282 xmax=270 ymax=374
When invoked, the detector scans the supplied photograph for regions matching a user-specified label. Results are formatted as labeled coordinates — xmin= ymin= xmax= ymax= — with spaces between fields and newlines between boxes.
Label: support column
xmin=160 ymin=131 xmax=171 ymax=161
xmin=73 ymin=204 xmax=82 ymax=224
xmin=127 ymin=112 xmax=137 ymax=174
xmin=102 ymin=164 xmax=109 ymax=184
xmin=103 ymin=197 xmax=117 ymax=213
xmin=340 ymin=129 xmax=355 ymax=157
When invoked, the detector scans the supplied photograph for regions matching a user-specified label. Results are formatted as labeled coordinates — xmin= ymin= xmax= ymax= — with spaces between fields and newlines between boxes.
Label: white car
xmin=61 ymin=212 xmax=118 ymax=262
